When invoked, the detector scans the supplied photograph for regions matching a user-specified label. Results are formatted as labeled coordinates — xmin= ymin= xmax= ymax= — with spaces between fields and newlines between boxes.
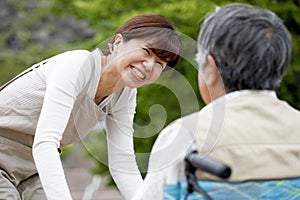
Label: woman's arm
xmin=132 ymin=121 xmax=195 ymax=200
xmin=32 ymin=50 xmax=92 ymax=200
xmin=105 ymin=88 xmax=143 ymax=200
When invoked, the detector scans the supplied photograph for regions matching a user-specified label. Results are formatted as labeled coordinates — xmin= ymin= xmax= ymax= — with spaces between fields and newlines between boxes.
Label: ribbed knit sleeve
xmin=132 ymin=122 xmax=195 ymax=200
xmin=32 ymin=50 xmax=93 ymax=200
xmin=105 ymin=87 xmax=144 ymax=199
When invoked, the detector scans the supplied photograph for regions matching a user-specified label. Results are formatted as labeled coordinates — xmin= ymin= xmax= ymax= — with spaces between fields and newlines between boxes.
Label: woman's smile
xmin=130 ymin=65 xmax=145 ymax=80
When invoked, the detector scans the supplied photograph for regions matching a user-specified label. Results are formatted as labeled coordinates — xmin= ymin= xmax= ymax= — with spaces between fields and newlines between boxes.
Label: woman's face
xmin=110 ymin=35 xmax=168 ymax=88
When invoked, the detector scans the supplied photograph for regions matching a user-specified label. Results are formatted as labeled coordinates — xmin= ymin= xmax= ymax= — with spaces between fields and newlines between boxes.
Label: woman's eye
xmin=142 ymin=48 xmax=151 ymax=55
xmin=142 ymin=48 xmax=165 ymax=68
xmin=157 ymin=61 xmax=165 ymax=68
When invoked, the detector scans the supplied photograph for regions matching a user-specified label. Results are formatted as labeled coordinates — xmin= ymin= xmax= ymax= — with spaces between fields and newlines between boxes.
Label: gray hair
xmin=196 ymin=3 xmax=292 ymax=92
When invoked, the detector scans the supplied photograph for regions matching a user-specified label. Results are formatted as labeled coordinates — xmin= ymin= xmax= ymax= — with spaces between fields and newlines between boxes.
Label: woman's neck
xmin=94 ymin=56 xmax=124 ymax=104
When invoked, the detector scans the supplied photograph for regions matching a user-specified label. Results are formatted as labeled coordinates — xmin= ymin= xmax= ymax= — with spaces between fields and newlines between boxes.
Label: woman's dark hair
xmin=112 ymin=14 xmax=181 ymax=69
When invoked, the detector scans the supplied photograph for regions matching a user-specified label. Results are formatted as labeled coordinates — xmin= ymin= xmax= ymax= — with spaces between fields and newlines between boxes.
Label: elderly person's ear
xmin=203 ymin=55 xmax=219 ymax=86
xmin=198 ymin=54 xmax=225 ymax=104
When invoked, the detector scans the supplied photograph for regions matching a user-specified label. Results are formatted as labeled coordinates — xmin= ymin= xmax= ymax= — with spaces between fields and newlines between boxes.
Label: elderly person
xmin=134 ymin=3 xmax=300 ymax=200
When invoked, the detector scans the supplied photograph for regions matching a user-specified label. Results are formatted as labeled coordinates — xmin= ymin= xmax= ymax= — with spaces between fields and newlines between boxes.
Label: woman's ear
xmin=113 ymin=34 xmax=123 ymax=51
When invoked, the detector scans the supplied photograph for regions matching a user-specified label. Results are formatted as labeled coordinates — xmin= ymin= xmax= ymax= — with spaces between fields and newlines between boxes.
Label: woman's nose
xmin=143 ymin=57 xmax=155 ymax=71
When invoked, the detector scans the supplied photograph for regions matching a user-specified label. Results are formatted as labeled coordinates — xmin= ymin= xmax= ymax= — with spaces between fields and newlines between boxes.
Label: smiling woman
xmin=95 ymin=14 xmax=182 ymax=103
xmin=0 ymin=14 xmax=181 ymax=200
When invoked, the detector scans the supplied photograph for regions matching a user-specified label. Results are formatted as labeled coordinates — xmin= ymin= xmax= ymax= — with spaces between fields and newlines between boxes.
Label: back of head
xmin=197 ymin=3 xmax=292 ymax=93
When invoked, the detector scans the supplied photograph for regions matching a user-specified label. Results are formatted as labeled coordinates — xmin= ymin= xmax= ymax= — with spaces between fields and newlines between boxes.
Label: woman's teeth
xmin=132 ymin=67 xmax=145 ymax=79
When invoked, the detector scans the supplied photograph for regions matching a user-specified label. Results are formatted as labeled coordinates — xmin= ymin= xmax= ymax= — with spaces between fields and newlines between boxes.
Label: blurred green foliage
xmin=1 ymin=0 xmax=299 ymax=184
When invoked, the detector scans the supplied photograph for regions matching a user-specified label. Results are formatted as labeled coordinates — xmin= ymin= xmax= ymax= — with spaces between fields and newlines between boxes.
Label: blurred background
xmin=1 ymin=0 xmax=299 ymax=198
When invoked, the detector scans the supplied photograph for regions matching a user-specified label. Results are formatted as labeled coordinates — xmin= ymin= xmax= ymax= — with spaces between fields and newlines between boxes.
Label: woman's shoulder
xmin=40 ymin=49 xmax=97 ymax=92
xmin=44 ymin=49 xmax=93 ymax=71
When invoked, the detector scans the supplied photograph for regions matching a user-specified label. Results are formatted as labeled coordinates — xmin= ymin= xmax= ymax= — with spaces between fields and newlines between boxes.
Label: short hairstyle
xmin=197 ymin=3 xmax=292 ymax=92
xmin=113 ymin=14 xmax=181 ymax=69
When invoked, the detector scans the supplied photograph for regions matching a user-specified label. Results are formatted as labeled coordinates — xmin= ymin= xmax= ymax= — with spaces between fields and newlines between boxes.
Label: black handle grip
xmin=185 ymin=150 xmax=231 ymax=179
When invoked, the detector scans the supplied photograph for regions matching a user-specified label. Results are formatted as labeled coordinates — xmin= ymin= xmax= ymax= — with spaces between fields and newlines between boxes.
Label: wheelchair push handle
xmin=185 ymin=150 xmax=231 ymax=179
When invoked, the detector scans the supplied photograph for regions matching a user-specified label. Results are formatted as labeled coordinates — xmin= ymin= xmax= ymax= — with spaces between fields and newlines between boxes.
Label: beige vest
xmin=181 ymin=93 xmax=300 ymax=181
xmin=0 ymin=49 xmax=107 ymax=147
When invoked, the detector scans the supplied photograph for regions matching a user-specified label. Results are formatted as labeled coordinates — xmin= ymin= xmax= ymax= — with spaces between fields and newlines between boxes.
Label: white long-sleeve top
xmin=0 ymin=49 xmax=143 ymax=200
